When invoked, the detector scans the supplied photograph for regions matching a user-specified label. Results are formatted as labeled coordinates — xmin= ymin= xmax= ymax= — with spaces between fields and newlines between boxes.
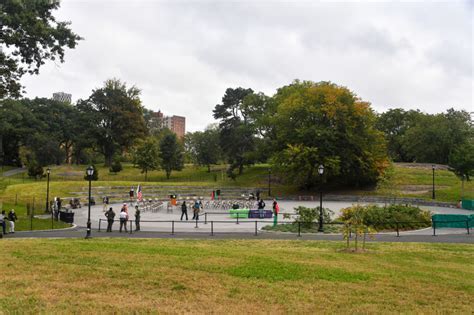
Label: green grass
xmin=0 ymin=163 xmax=472 ymax=203
xmin=0 ymin=239 xmax=472 ymax=313
xmin=0 ymin=202 xmax=71 ymax=231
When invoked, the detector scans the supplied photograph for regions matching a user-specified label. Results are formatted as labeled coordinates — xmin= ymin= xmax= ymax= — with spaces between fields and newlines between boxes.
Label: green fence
xmin=432 ymin=214 xmax=474 ymax=228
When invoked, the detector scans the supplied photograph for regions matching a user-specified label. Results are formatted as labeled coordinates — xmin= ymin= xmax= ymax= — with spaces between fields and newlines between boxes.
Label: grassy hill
xmin=0 ymin=239 xmax=472 ymax=313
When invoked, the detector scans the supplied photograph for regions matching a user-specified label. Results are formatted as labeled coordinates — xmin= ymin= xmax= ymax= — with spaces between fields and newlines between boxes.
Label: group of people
xmin=180 ymin=200 xmax=202 ymax=221
xmin=104 ymin=203 xmax=141 ymax=233
xmin=0 ymin=209 xmax=18 ymax=235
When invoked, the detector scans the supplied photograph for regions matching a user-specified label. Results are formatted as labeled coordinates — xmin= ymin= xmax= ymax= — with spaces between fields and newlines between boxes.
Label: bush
xmin=27 ymin=163 xmax=44 ymax=179
xmin=294 ymin=206 xmax=334 ymax=228
xmin=109 ymin=159 xmax=123 ymax=174
xmin=339 ymin=204 xmax=431 ymax=231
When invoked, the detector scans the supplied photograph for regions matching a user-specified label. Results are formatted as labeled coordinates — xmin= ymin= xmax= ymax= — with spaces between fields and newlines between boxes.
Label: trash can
xmin=59 ymin=211 xmax=75 ymax=224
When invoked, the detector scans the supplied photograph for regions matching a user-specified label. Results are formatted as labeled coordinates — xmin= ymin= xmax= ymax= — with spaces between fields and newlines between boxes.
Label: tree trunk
xmin=238 ymin=164 xmax=243 ymax=175
xmin=207 ymin=164 xmax=211 ymax=173
xmin=461 ymin=178 xmax=465 ymax=199
xmin=145 ymin=169 xmax=148 ymax=182
xmin=166 ymin=169 xmax=171 ymax=179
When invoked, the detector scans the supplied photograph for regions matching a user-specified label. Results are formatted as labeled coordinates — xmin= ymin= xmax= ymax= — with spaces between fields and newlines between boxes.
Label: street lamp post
xmin=86 ymin=166 xmax=94 ymax=239
xmin=432 ymin=165 xmax=435 ymax=200
xmin=318 ymin=164 xmax=324 ymax=232
xmin=46 ymin=168 xmax=52 ymax=229
xmin=268 ymin=168 xmax=272 ymax=197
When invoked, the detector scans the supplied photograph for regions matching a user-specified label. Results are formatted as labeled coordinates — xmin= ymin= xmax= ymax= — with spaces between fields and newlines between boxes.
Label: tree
xmin=1 ymin=0 xmax=82 ymax=99
xmin=213 ymin=87 xmax=258 ymax=177
xmin=77 ymin=79 xmax=147 ymax=166
xmin=401 ymin=109 xmax=472 ymax=164
xmin=132 ymin=138 xmax=160 ymax=181
xmin=270 ymin=80 xmax=388 ymax=189
xmin=186 ymin=125 xmax=222 ymax=172
xmin=159 ymin=132 xmax=184 ymax=179
xmin=376 ymin=109 xmax=421 ymax=161
xmin=449 ymin=141 xmax=474 ymax=199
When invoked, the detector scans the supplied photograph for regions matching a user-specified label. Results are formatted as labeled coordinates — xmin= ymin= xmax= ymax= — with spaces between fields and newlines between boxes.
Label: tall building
xmin=164 ymin=115 xmax=186 ymax=138
xmin=52 ymin=92 xmax=72 ymax=103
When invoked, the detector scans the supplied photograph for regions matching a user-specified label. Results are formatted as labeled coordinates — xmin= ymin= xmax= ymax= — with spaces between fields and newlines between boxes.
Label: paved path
xmin=5 ymin=226 xmax=473 ymax=244
xmin=2 ymin=167 xmax=26 ymax=177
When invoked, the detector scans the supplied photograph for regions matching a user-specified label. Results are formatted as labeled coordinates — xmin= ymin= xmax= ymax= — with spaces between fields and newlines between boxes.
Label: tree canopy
xmin=77 ymin=79 xmax=147 ymax=166
xmin=0 ymin=0 xmax=82 ymax=99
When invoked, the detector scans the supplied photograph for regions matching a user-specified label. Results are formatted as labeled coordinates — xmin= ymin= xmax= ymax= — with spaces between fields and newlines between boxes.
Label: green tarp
xmin=432 ymin=214 xmax=474 ymax=228
xmin=229 ymin=208 xmax=250 ymax=218
xmin=461 ymin=199 xmax=474 ymax=210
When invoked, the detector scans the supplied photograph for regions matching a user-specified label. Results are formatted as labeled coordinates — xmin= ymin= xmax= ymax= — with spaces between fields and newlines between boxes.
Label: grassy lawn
xmin=0 ymin=163 xmax=472 ymax=203
xmin=0 ymin=202 xmax=71 ymax=231
xmin=0 ymin=239 xmax=472 ymax=313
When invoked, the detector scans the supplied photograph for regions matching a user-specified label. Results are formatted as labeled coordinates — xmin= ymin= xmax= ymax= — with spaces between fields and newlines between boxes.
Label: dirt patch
xmin=398 ymin=185 xmax=449 ymax=195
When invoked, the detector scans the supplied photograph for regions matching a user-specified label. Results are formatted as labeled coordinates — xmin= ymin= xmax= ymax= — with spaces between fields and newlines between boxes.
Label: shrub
xmin=109 ymin=159 xmax=123 ymax=174
xmin=339 ymin=204 xmax=431 ymax=231
xmin=27 ymin=162 xmax=44 ymax=179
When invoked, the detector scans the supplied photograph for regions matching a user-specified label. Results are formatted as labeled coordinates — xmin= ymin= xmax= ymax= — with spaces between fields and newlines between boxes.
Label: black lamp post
xmin=432 ymin=165 xmax=435 ymax=200
xmin=318 ymin=164 xmax=324 ymax=232
xmin=268 ymin=168 xmax=272 ymax=197
xmin=46 ymin=168 xmax=51 ymax=213
xmin=86 ymin=166 xmax=94 ymax=239
xmin=46 ymin=168 xmax=52 ymax=229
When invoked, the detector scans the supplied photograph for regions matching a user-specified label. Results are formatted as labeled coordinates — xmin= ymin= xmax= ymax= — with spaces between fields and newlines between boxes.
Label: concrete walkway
xmin=2 ymin=167 xmax=26 ymax=177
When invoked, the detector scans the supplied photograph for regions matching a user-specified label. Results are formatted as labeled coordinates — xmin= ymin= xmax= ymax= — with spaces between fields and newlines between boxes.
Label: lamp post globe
xmin=318 ymin=164 xmax=324 ymax=232
xmin=86 ymin=166 xmax=94 ymax=239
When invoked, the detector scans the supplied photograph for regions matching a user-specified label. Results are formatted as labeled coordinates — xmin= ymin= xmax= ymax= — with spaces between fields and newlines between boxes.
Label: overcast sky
xmin=21 ymin=0 xmax=473 ymax=132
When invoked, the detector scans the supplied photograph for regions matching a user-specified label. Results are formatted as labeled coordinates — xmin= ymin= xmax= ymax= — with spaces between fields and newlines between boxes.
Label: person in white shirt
xmin=119 ymin=209 xmax=128 ymax=233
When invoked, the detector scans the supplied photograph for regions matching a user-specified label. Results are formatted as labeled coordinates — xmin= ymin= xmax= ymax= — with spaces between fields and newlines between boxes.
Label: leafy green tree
xmin=77 ymin=79 xmax=147 ymax=166
xmin=401 ymin=109 xmax=472 ymax=164
xmin=132 ymin=138 xmax=160 ymax=181
xmin=376 ymin=109 xmax=421 ymax=161
xmin=213 ymin=87 xmax=258 ymax=177
xmin=159 ymin=132 xmax=184 ymax=179
xmin=0 ymin=99 xmax=37 ymax=165
xmin=186 ymin=125 xmax=222 ymax=172
xmin=0 ymin=0 xmax=82 ymax=98
xmin=270 ymin=80 xmax=388 ymax=189
xmin=449 ymin=141 xmax=474 ymax=199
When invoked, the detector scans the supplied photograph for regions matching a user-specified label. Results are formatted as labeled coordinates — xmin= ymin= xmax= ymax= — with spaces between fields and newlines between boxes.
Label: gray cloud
xmin=21 ymin=0 xmax=473 ymax=131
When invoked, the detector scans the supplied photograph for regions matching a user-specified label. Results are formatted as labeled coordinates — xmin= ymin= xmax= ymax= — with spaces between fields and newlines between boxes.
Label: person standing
xmin=7 ymin=209 xmax=17 ymax=233
xmin=105 ymin=207 xmax=115 ymax=232
xmin=119 ymin=208 xmax=128 ymax=233
xmin=257 ymin=198 xmax=266 ymax=219
xmin=192 ymin=200 xmax=200 ymax=220
xmin=272 ymin=199 xmax=279 ymax=227
xmin=102 ymin=196 xmax=109 ymax=212
xmin=134 ymin=205 xmax=141 ymax=231
xmin=0 ymin=210 xmax=6 ymax=235
xmin=180 ymin=201 xmax=188 ymax=221
xmin=129 ymin=187 xmax=134 ymax=201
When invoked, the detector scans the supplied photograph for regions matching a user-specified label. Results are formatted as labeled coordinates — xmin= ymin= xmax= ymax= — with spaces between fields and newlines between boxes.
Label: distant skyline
xmin=21 ymin=0 xmax=473 ymax=131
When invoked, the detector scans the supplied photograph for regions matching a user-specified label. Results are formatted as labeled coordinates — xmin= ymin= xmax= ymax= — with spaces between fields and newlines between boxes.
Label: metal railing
xmin=96 ymin=217 xmax=472 ymax=237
